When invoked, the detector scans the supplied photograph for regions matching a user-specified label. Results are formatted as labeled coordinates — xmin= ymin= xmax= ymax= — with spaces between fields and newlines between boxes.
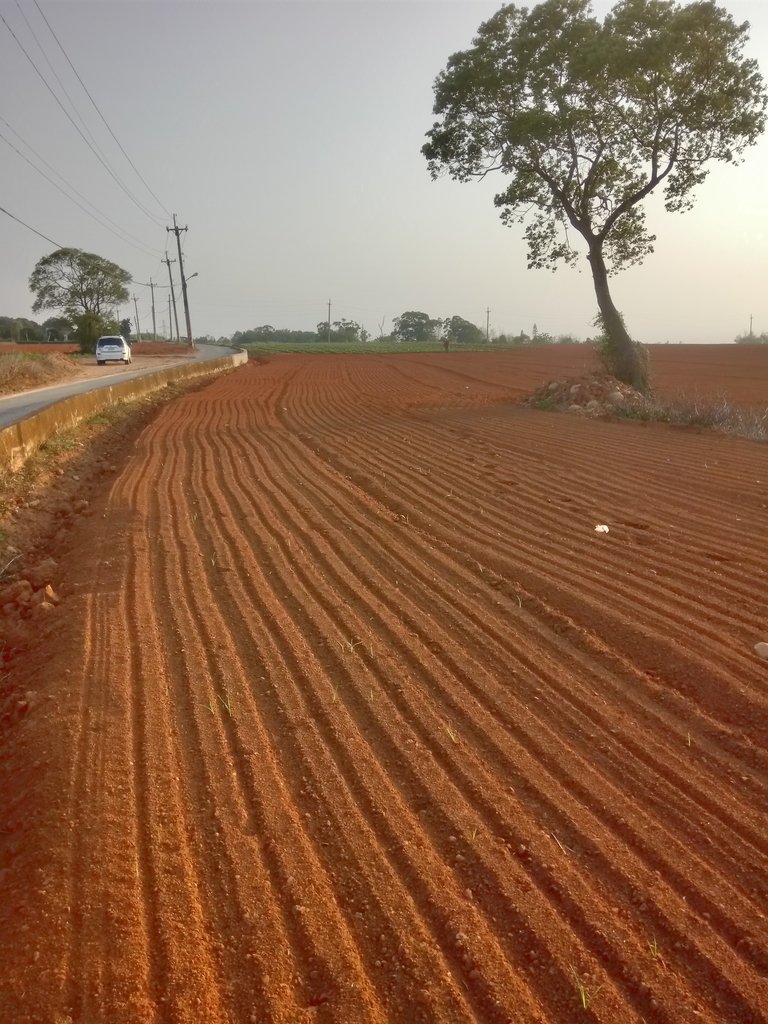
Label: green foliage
xmin=393 ymin=311 xmax=441 ymax=343
xmin=232 ymin=325 xmax=318 ymax=345
xmin=443 ymin=315 xmax=484 ymax=344
xmin=316 ymin=319 xmax=370 ymax=343
xmin=424 ymin=0 xmax=766 ymax=272
xmin=74 ymin=312 xmax=119 ymax=354
xmin=423 ymin=0 xmax=766 ymax=387
xmin=29 ymin=247 xmax=131 ymax=322
xmin=120 ymin=318 xmax=132 ymax=341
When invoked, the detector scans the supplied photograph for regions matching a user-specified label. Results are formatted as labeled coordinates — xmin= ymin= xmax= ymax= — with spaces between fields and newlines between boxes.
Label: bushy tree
xmin=393 ymin=311 xmax=441 ymax=343
xmin=423 ymin=0 xmax=767 ymax=390
xmin=29 ymin=247 xmax=131 ymax=323
xmin=232 ymin=325 xmax=319 ymax=345
xmin=316 ymin=319 xmax=370 ymax=343
xmin=442 ymin=315 xmax=485 ymax=344
xmin=74 ymin=312 xmax=120 ymax=353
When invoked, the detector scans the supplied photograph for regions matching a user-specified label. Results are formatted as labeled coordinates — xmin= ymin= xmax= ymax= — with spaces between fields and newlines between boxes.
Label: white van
xmin=95 ymin=336 xmax=132 ymax=365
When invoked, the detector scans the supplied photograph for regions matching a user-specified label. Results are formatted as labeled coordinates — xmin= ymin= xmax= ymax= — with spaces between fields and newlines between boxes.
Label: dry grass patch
xmin=0 ymin=352 xmax=77 ymax=395
xmin=617 ymin=394 xmax=768 ymax=441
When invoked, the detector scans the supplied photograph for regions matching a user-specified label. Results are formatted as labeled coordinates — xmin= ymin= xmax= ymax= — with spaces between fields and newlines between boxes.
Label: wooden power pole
xmin=162 ymin=253 xmax=180 ymax=342
xmin=133 ymin=294 xmax=142 ymax=341
xmin=167 ymin=214 xmax=193 ymax=347
xmin=149 ymin=278 xmax=157 ymax=341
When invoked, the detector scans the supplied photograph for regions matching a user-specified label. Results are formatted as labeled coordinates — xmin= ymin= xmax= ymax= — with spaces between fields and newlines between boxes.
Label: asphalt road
xmin=0 ymin=345 xmax=236 ymax=429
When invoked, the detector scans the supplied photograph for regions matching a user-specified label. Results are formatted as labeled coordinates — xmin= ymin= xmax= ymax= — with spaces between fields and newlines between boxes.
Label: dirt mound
xmin=525 ymin=372 xmax=646 ymax=414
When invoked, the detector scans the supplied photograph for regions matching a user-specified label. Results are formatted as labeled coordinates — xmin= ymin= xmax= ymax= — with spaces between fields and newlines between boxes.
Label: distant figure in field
xmin=442 ymin=337 xmax=450 ymax=351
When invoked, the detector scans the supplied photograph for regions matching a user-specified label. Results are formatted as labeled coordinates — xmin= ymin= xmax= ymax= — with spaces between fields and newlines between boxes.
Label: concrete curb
xmin=0 ymin=350 xmax=247 ymax=472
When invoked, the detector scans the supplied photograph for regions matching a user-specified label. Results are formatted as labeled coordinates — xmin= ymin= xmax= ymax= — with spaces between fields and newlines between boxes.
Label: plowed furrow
xmin=199 ymin=424 xmax=765 ymax=1020
xmin=180 ymin=417 xmax=537 ymax=1022
xmin=268 ymin=427 xmax=768 ymax=819
xmin=63 ymin=508 xmax=156 ymax=1024
xmin=315 ymin=413 xmax=764 ymax=636
xmin=313 ymin=426 xmax=768 ymax=724
xmin=145 ymin=405 xmax=386 ymax=1022
xmin=7 ymin=350 xmax=767 ymax=1024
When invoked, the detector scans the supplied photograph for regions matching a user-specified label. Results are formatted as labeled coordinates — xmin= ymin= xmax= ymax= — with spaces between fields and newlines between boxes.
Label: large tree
xmin=443 ymin=315 xmax=485 ymax=344
xmin=29 ymin=247 xmax=131 ymax=323
xmin=393 ymin=311 xmax=441 ymax=343
xmin=423 ymin=0 xmax=767 ymax=389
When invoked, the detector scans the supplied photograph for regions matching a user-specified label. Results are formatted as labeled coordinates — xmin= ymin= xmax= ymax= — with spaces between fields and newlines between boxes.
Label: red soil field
xmin=1 ymin=347 xmax=767 ymax=1023
xmin=0 ymin=342 xmax=80 ymax=354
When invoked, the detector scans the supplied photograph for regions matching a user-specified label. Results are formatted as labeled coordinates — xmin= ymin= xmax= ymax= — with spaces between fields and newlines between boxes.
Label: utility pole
xmin=167 ymin=214 xmax=193 ymax=348
xmin=168 ymin=297 xmax=173 ymax=340
xmin=486 ymin=307 xmax=490 ymax=343
xmin=149 ymin=278 xmax=157 ymax=341
xmin=327 ymin=299 xmax=331 ymax=343
xmin=133 ymin=294 xmax=142 ymax=341
xmin=162 ymin=253 xmax=180 ymax=342
xmin=750 ymin=313 xmax=754 ymax=338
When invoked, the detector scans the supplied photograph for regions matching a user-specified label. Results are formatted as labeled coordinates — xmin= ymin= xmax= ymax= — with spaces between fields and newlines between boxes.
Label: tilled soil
xmin=1 ymin=346 xmax=767 ymax=1024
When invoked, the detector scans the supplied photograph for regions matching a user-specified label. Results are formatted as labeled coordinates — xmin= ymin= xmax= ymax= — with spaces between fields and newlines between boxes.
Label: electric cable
xmin=14 ymin=1 xmax=108 ymax=165
xmin=33 ymin=0 xmax=171 ymax=219
xmin=0 ymin=9 xmax=166 ymax=228
xmin=0 ymin=122 xmax=163 ymax=258
xmin=0 ymin=203 xmax=63 ymax=247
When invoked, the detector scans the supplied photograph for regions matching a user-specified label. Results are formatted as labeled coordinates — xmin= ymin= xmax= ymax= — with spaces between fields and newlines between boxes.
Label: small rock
xmin=606 ymin=390 xmax=625 ymax=406
xmin=24 ymin=558 xmax=58 ymax=590
xmin=754 ymin=642 xmax=768 ymax=661
xmin=567 ymin=404 xmax=584 ymax=413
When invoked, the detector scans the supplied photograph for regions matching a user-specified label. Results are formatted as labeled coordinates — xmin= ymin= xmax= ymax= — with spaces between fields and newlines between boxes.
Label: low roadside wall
xmin=0 ymin=350 xmax=247 ymax=472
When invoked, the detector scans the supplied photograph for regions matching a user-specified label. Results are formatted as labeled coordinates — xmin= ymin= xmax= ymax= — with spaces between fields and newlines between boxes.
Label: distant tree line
xmin=734 ymin=331 xmax=768 ymax=344
xmin=0 ymin=315 xmax=75 ymax=342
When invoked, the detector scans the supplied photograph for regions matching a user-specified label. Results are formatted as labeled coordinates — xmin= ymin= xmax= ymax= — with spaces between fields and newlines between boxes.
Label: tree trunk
xmin=587 ymin=245 xmax=648 ymax=392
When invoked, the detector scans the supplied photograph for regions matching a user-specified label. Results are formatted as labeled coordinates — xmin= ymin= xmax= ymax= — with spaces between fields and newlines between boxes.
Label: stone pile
xmin=525 ymin=373 xmax=647 ymax=416
xmin=0 ymin=557 xmax=59 ymax=642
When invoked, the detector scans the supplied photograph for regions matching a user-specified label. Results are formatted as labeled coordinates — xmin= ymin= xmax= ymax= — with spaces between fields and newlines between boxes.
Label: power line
xmin=0 ymin=120 xmax=163 ymax=258
xmin=14 ymin=1 xmax=107 ymax=164
xmin=0 ymin=9 xmax=166 ymax=229
xmin=32 ymin=0 xmax=171 ymax=220
xmin=0 ymin=203 xmax=63 ymax=247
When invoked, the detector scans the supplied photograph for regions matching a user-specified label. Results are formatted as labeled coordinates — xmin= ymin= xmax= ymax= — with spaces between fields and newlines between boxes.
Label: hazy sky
xmin=1 ymin=0 xmax=767 ymax=343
